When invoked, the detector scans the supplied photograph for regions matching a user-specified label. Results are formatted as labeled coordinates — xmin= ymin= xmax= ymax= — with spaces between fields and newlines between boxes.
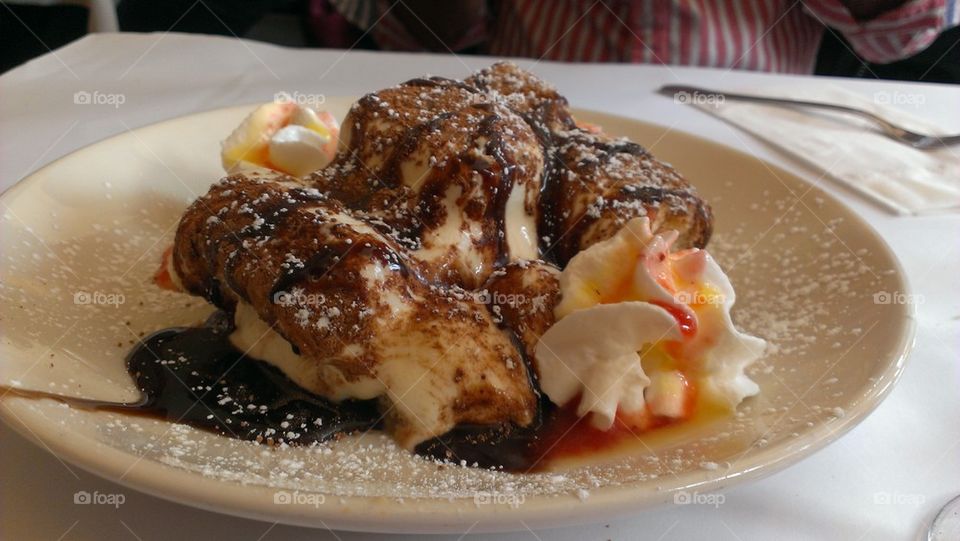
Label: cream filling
xmin=227 ymin=257 xmax=521 ymax=450
xmin=411 ymin=184 xmax=488 ymax=284
xmin=230 ymin=301 xmax=384 ymax=401
xmin=413 ymin=185 xmax=467 ymax=258
xmin=504 ymin=180 xmax=538 ymax=261
xmin=228 ymin=298 xmax=513 ymax=449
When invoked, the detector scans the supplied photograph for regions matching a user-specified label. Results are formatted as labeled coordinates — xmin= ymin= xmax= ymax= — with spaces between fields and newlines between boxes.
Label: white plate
xmin=0 ymin=100 xmax=915 ymax=533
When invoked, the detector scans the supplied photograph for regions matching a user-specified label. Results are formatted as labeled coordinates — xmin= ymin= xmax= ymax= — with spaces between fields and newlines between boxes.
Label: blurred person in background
xmin=329 ymin=0 xmax=960 ymax=74
xmin=4 ymin=0 xmax=957 ymax=81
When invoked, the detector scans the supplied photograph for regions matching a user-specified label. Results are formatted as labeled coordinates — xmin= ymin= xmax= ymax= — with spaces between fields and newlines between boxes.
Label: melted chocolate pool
xmin=125 ymin=312 xmax=378 ymax=446
xmin=123 ymin=312 xmax=557 ymax=470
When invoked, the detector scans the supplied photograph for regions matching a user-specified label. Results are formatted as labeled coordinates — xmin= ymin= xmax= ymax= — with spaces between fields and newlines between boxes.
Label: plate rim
xmin=0 ymin=103 xmax=917 ymax=533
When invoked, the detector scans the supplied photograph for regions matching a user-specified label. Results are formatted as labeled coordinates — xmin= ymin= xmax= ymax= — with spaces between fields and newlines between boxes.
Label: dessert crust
xmin=169 ymin=62 xmax=712 ymax=448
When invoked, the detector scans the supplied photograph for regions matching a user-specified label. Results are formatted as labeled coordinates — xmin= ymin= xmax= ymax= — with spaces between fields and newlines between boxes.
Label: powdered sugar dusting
xmin=0 ymin=106 xmax=908 ymax=505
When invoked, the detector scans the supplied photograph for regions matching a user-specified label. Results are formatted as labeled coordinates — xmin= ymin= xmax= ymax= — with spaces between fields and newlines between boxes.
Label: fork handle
xmin=658 ymin=84 xmax=903 ymax=136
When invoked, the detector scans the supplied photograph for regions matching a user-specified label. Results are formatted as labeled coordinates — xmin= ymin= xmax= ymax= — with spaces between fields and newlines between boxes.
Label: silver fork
xmin=659 ymin=84 xmax=960 ymax=150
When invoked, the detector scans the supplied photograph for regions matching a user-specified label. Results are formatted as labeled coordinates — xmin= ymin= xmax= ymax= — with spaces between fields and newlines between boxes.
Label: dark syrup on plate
xmin=124 ymin=311 xmax=379 ymax=446
xmin=121 ymin=311 xmax=557 ymax=471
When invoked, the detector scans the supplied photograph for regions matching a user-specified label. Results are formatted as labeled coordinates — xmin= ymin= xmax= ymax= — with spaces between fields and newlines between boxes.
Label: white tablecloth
xmin=1 ymin=33 xmax=958 ymax=541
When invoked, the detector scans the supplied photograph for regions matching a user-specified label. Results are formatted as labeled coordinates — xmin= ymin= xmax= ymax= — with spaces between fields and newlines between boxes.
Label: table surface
xmin=1 ymin=33 xmax=958 ymax=541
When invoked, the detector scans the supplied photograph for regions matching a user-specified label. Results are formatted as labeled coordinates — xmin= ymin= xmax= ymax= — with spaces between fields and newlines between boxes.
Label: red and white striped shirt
xmin=331 ymin=0 xmax=960 ymax=74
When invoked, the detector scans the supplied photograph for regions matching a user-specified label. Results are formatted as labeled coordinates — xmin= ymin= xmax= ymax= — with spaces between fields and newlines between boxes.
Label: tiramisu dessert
xmin=133 ymin=63 xmax=765 ymax=471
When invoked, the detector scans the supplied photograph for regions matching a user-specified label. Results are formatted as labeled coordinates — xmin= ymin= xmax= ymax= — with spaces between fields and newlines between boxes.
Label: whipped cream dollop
xmin=221 ymin=102 xmax=339 ymax=177
xmin=535 ymin=217 xmax=766 ymax=430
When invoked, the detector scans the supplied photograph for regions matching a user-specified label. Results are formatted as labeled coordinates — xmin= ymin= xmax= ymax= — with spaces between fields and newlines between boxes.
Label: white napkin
xmin=690 ymin=85 xmax=960 ymax=215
